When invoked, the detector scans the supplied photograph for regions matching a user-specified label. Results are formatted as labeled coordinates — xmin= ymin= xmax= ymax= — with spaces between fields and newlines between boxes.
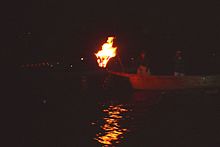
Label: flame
xmin=95 ymin=37 xmax=117 ymax=68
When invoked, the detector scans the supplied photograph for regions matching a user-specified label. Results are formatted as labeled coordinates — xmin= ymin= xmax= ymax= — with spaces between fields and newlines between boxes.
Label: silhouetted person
xmin=174 ymin=50 xmax=185 ymax=76
xmin=137 ymin=50 xmax=150 ymax=75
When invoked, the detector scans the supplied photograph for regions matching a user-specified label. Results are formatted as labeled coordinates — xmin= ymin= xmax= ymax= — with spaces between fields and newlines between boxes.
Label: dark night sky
xmin=2 ymin=0 xmax=220 ymax=73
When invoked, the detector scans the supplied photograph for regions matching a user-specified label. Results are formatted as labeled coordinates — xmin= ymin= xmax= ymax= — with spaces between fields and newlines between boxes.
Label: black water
xmin=4 ymin=71 xmax=220 ymax=147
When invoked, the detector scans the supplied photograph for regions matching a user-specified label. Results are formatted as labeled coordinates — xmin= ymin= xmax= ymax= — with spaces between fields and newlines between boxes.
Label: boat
xmin=109 ymin=71 xmax=220 ymax=90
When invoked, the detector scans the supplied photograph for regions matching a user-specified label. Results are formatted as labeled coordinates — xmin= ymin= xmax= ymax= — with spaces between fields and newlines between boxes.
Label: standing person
xmin=137 ymin=50 xmax=151 ymax=75
xmin=174 ymin=50 xmax=185 ymax=76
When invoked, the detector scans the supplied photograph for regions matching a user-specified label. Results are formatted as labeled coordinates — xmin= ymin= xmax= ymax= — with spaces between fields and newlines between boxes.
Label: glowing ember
xmin=95 ymin=37 xmax=117 ymax=68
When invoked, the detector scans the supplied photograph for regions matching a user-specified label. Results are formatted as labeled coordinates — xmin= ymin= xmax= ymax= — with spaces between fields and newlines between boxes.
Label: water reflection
xmin=94 ymin=104 xmax=129 ymax=146
xmin=93 ymin=92 xmax=162 ymax=146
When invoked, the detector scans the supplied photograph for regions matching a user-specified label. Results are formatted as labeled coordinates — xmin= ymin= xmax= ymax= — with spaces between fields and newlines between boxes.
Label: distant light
xmin=81 ymin=57 xmax=84 ymax=61
xmin=70 ymin=64 xmax=73 ymax=67
xmin=57 ymin=62 xmax=60 ymax=65
xmin=50 ymin=64 xmax=53 ymax=67
xmin=42 ymin=99 xmax=47 ymax=104
xmin=130 ymin=57 xmax=134 ymax=60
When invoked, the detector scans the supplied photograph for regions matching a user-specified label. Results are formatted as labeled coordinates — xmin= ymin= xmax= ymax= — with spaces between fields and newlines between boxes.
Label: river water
xmin=5 ymin=71 xmax=220 ymax=147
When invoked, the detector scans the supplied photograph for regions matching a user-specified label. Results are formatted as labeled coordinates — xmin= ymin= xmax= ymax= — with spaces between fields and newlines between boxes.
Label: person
xmin=136 ymin=50 xmax=151 ymax=75
xmin=174 ymin=50 xmax=185 ymax=76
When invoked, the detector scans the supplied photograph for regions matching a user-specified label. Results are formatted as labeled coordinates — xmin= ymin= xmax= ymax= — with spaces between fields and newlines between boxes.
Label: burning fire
xmin=95 ymin=37 xmax=117 ymax=68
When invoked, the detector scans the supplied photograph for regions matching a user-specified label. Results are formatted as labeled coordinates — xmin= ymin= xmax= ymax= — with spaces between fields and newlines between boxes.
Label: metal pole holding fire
xmin=114 ymin=36 xmax=125 ymax=72
xmin=116 ymin=50 xmax=125 ymax=72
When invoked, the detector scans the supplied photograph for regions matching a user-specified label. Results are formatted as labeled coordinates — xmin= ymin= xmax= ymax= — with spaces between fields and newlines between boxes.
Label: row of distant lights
xmin=21 ymin=57 xmax=84 ymax=68
xmin=21 ymin=62 xmax=50 ymax=68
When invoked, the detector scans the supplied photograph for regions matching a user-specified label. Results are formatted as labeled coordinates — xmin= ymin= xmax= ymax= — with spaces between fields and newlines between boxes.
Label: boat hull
xmin=109 ymin=71 xmax=220 ymax=90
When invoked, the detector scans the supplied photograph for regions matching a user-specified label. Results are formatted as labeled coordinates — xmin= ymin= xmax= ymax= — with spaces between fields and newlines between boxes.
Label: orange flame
xmin=95 ymin=37 xmax=117 ymax=68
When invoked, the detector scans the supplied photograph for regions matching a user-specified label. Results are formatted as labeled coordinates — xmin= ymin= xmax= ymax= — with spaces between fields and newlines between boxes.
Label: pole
xmin=116 ymin=51 xmax=125 ymax=72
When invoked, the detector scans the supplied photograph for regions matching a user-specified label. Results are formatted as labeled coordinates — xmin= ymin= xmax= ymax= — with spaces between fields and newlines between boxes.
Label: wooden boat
xmin=109 ymin=71 xmax=220 ymax=90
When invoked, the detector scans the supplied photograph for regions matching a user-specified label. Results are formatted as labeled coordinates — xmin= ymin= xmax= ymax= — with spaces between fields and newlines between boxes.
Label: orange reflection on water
xmin=94 ymin=104 xmax=129 ymax=146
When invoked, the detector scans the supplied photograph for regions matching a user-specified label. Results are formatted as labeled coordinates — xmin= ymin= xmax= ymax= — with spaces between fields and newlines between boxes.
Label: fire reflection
xmin=94 ymin=104 xmax=129 ymax=146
